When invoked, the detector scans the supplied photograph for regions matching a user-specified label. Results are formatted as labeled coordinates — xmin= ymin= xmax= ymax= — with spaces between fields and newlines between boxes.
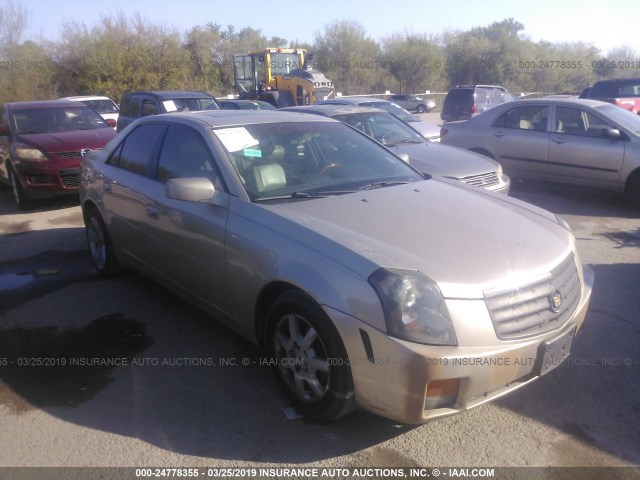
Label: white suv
xmin=61 ymin=96 xmax=119 ymax=128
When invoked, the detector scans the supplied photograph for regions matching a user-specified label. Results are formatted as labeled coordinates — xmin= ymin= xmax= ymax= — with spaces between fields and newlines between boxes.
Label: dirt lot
xmin=0 ymin=177 xmax=639 ymax=474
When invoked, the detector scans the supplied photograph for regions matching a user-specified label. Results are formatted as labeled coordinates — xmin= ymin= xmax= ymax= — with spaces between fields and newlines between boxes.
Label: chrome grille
xmin=58 ymin=168 xmax=80 ymax=188
xmin=485 ymin=254 xmax=581 ymax=340
xmin=460 ymin=171 xmax=500 ymax=187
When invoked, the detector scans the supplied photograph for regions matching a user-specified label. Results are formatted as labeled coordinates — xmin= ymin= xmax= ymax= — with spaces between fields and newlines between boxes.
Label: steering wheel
xmin=319 ymin=163 xmax=343 ymax=175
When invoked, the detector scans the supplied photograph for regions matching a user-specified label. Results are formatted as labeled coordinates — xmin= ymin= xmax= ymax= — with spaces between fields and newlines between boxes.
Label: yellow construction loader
xmin=233 ymin=48 xmax=335 ymax=108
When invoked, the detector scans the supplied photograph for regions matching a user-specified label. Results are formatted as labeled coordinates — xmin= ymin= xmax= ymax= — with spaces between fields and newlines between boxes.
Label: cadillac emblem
xmin=549 ymin=290 xmax=563 ymax=313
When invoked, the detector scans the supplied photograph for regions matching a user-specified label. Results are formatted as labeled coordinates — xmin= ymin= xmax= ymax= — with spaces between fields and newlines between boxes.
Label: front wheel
xmin=416 ymin=105 xmax=426 ymax=113
xmin=266 ymin=291 xmax=356 ymax=421
xmin=8 ymin=166 xmax=31 ymax=210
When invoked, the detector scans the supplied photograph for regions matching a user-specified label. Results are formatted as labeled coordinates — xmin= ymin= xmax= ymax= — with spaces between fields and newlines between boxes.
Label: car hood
xmin=18 ymin=128 xmax=117 ymax=153
xmin=406 ymin=120 xmax=440 ymax=138
xmin=387 ymin=142 xmax=500 ymax=178
xmin=265 ymin=180 xmax=571 ymax=299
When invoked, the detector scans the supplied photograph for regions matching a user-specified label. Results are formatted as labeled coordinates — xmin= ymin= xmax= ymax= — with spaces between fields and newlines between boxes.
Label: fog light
xmin=425 ymin=378 xmax=460 ymax=410
xmin=27 ymin=175 xmax=56 ymax=184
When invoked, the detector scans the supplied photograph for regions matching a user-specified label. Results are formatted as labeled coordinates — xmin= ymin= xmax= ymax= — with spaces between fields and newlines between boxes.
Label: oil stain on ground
xmin=0 ymin=313 xmax=153 ymax=413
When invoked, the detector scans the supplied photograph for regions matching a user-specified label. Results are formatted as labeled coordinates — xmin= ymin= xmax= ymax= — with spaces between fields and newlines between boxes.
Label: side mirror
xmin=603 ymin=128 xmax=621 ymax=140
xmin=165 ymin=177 xmax=215 ymax=202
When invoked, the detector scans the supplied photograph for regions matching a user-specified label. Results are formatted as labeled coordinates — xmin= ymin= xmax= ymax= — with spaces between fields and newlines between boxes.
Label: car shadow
xmin=0 ymin=189 xmax=80 ymax=216
xmin=508 ymin=179 xmax=639 ymax=218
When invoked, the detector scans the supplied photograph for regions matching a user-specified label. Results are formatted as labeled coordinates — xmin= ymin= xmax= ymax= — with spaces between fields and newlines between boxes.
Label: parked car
xmin=0 ymin=100 xmax=117 ymax=209
xmin=440 ymin=98 xmax=640 ymax=207
xmin=117 ymin=90 xmax=220 ymax=132
xmin=218 ymin=99 xmax=277 ymax=110
xmin=281 ymin=104 xmax=509 ymax=194
xmin=579 ymin=78 xmax=640 ymax=114
xmin=80 ymin=110 xmax=592 ymax=424
xmin=61 ymin=95 xmax=120 ymax=127
xmin=318 ymin=97 xmax=441 ymax=141
xmin=441 ymin=85 xmax=517 ymax=122
xmin=388 ymin=94 xmax=436 ymax=113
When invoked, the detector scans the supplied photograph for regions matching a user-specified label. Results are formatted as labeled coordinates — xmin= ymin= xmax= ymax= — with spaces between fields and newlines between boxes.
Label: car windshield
xmin=333 ymin=112 xmax=426 ymax=146
xmin=12 ymin=106 xmax=112 ymax=134
xmin=213 ymin=121 xmax=423 ymax=201
xmin=164 ymin=97 xmax=219 ymax=112
xmin=82 ymin=99 xmax=119 ymax=114
xmin=360 ymin=101 xmax=417 ymax=122
xmin=595 ymin=104 xmax=640 ymax=135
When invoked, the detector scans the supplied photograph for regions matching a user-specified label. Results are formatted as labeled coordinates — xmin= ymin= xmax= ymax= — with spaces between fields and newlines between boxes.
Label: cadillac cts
xmin=79 ymin=110 xmax=593 ymax=423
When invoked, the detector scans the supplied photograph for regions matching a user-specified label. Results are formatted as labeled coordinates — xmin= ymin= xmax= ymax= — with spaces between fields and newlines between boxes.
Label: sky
xmin=11 ymin=0 xmax=640 ymax=55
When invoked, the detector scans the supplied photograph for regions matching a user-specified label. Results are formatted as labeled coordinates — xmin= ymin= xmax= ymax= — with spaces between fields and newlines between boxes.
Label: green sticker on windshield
xmin=243 ymin=148 xmax=262 ymax=157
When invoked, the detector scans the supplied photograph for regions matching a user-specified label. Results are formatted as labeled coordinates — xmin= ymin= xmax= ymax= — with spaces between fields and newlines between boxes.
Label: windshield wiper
xmin=254 ymin=191 xmax=343 ymax=202
xmin=384 ymin=139 xmax=423 ymax=146
xmin=358 ymin=180 xmax=413 ymax=191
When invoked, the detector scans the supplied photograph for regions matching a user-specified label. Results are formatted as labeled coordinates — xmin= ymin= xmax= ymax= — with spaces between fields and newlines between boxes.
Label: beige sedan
xmin=440 ymin=98 xmax=640 ymax=207
xmin=80 ymin=110 xmax=593 ymax=423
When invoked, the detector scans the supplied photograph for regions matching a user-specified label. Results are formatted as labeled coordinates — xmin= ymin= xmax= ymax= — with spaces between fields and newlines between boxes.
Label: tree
xmin=0 ymin=0 xmax=55 ymax=104
xmin=593 ymin=46 xmax=639 ymax=80
xmin=381 ymin=32 xmax=446 ymax=93
xmin=444 ymin=19 xmax=525 ymax=90
xmin=313 ymin=19 xmax=384 ymax=95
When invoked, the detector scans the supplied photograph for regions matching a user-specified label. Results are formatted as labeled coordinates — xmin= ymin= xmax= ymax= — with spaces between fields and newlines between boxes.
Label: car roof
xmin=6 ymin=99 xmax=88 ymax=109
xmin=219 ymin=99 xmax=267 ymax=104
xmin=61 ymin=96 xmax=114 ymax=102
xmin=281 ymin=104 xmax=384 ymax=116
xmin=138 ymin=109 xmax=339 ymax=128
xmin=592 ymin=77 xmax=640 ymax=84
xmin=321 ymin=97 xmax=391 ymax=105
xmin=517 ymin=98 xmax=612 ymax=108
xmin=123 ymin=90 xmax=214 ymax=99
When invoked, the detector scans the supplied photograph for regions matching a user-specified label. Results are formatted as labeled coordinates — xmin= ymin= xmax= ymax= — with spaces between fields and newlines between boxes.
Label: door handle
xmin=491 ymin=132 xmax=505 ymax=137
xmin=552 ymin=138 xmax=567 ymax=144
xmin=145 ymin=205 xmax=159 ymax=219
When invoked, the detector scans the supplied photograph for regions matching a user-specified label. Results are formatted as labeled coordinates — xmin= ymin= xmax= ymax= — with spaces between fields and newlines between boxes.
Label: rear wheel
xmin=625 ymin=171 xmax=640 ymax=208
xmin=266 ymin=290 xmax=356 ymax=421
xmin=416 ymin=105 xmax=426 ymax=113
xmin=85 ymin=208 xmax=122 ymax=277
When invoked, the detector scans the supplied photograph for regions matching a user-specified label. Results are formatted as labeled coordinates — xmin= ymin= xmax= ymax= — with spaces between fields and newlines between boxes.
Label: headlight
xmin=369 ymin=268 xmax=457 ymax=346
xmin=14 ymin=146 xmax=47 ymax=160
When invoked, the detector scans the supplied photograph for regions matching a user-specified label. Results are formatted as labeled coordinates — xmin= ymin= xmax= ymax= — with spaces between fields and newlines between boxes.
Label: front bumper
xmin=327 ymin=265 xmax=593 ymax=424
xmin=487 ymin=174 xmax=510 ymax=195
xmin=14 ymin=158 xmax=81 ymax=197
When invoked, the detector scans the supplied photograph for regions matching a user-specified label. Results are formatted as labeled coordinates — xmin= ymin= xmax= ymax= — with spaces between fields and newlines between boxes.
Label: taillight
xmin=471 ymin=104 xmax=477 ymax=114
xmin=440 ymin=127 xmax=448 ymax=138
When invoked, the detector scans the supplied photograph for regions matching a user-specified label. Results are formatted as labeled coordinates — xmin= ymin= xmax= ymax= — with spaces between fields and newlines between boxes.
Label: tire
xmin=416 ymin=105 xmax=426 ymax=113
xmin=625 ymin=171 xmax=640 ymax=209
xmin=266 ymin=290 xmax=356 ymax=421
xmin=84 ymin=208 xmax=122 ymax=277
xmin=8 ymin=165 xmax=31 ymax=210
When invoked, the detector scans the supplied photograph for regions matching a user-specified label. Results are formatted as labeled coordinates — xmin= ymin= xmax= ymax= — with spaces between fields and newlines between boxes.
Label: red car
xmin=580 ymin=78 xmax=640 ymax=114
xmin=0 ymin=100 xmax=117 ymax=209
